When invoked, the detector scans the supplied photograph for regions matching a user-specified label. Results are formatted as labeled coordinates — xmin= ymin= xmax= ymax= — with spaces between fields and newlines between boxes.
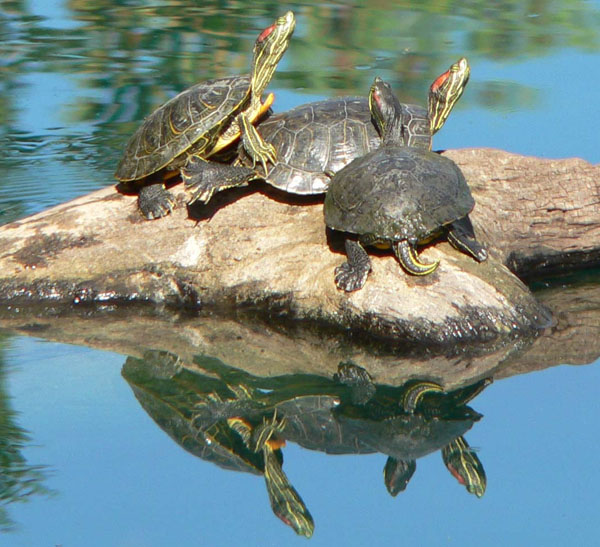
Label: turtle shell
xmin=115 ymin=75 xmax=251 ymax=181
xmin=324 ymin=146 xmax=475 ymax=242
xmin=238 ymin=98 xmax=428 ymax=194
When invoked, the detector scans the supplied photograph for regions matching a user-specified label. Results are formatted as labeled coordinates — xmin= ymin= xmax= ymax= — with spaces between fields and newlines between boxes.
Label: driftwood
xmin=0 ymin=148 xmax=597 ymax=346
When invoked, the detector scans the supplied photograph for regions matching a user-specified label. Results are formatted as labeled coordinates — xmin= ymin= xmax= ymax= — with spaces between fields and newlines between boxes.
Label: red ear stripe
xmin=430 ymin=70 xmax=449 ymax=92
xmin=258 ymin=24 xmax=275 ymax=42
xmin=373 ymin=90 xmax=383 ymax=108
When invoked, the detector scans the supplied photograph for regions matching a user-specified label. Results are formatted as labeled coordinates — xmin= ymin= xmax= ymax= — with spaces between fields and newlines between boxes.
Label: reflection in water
xmin=123 ymin=351 xmax=490 ymax=537
xmin=0 ymin=334 xmax=53 ymax=532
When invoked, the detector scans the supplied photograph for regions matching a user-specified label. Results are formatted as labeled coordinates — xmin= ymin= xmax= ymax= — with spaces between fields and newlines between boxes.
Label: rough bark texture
xmin=447 ymin=149 xmax=600 ymax=276
xmin=0 ymin=148 xmax=597 ymax=346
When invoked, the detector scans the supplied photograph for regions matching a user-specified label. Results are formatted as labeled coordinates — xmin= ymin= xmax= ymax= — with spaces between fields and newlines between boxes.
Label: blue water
xmin=4 ymin=337 xmax=600 ymax=546
xmin=1 ymin=1 xmax=599 ymax=544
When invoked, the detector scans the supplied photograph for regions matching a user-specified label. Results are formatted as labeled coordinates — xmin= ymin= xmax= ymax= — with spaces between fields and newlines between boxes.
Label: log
xmin=0 ymin=274 xmax=597 ymax=389
xmin=448 ymin=149 xmax=600 ymax=276
xmin=0 ymin=148 xmax=597 ymax=346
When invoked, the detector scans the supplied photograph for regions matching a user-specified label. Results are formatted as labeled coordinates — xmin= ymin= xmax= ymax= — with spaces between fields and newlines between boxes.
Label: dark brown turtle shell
xmin=324 ymin=146 xmax=475 ymax=243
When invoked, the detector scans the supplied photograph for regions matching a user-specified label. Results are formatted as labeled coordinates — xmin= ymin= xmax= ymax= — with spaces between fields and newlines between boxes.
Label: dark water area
xmin=1 ymin=1 xmax=599 ymax=544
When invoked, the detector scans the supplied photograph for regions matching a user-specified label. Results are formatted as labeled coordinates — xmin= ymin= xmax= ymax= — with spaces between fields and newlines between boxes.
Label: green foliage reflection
xmin=0 ymin=333 xmax=54 ymax=533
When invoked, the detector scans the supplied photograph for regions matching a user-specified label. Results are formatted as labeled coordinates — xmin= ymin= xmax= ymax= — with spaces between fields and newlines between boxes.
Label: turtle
xmin=323 ymin=76 xmax=488 ymax=292
xmin=114 ymin=11 xmax=295 ymax=219
xmin=188 ymin=57 xmax=471 ymax=203
xmin=396 ymin=378 xmax=487 ymax=498
xmin=228 ymin=413 xmax=315 ymax=538
xmin=122 ymin=351 xmax=314 ymax=538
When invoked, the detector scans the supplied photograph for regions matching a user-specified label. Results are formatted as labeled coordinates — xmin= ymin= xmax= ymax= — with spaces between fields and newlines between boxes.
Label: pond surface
xmin=1 ymin=1 xmax=600 ymax=545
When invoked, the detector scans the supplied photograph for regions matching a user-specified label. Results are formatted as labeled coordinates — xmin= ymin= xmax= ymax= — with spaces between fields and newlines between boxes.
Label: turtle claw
xmin=138 ymin=183 xmax=176 ymax=219
xmin=183 ymin=159 xmax=255 ymax=204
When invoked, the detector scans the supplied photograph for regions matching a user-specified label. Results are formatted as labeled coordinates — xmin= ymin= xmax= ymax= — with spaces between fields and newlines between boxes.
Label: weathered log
xmin=0 ymin=148 xmax=597 ymax=346
xmin=447 ymin=149 xmax=600 ymax=276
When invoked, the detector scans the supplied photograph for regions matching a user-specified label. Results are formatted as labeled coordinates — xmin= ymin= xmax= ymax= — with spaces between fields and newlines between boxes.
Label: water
xmin=1 ymin=0 xmax=599 ymax=544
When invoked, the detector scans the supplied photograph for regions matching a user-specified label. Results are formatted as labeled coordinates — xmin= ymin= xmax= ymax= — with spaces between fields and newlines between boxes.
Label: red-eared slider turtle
xmin=114 ymin=11 xmax=295 ymax=219
xmin=228 ymin=414 xmax=314 ymax=538
xmin=324 ymin=77 xmax=487 ymax=292
xmin=188 ymin=58 xmax=470 ymax=202
xmin=399 ymin=379 xmax=487 ymax=498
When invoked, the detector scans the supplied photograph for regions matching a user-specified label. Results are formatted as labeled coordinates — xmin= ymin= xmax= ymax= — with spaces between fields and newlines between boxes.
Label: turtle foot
xmin=183 ymin=158 xmax=255 ymax=204
xmin=334 ymin=262 xmax=369 ymax=292
xmin=334 ymin=239 xmax=371 ymax=292
xmin=138 ymin=184 xmax=175 ymax=219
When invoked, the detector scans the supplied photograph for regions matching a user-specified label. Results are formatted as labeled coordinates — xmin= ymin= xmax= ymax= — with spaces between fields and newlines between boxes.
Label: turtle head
xmin=251 ymin=11 xmax=296 ymax=97
xmin=369 ymin=77 xmax=405 ymax=145
xmin=428 ymin=57 xmax=470 ymax=135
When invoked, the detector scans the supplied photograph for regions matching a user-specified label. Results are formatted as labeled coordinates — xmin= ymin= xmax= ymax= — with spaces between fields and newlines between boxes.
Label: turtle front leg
xmin=238 ymin=112 xmax=277 ymax=176
xmin=182 ymin=156 xmax=256 ymax=204
xmin=138 ymin=182 xmax=176 ymax=220
xmin=393 ymin=239 xmax=439 ymax=275
xmin=335 ymin=239 xmax=372 ymax=292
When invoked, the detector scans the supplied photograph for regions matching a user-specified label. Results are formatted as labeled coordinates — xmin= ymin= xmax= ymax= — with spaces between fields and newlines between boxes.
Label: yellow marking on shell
xmin=258 ymin=92 xmax=275 ymax=116
xmin=168 ymin=116 xmax=182 ymax=136
xmin=197 ymin=97 xmax=216 ymax=110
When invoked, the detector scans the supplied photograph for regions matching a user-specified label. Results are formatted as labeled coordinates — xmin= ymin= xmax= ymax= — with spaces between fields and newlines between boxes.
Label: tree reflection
xmin=0 ymin=333 xmax=54 ymax=532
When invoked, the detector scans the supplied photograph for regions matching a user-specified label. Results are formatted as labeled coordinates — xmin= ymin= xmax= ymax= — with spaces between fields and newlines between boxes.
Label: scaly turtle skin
xmin=442 ymin=435 xmax=487 ymax=498
xmin=228 ymin=413 xmax=315 ymax=538
xmin=324 ymin=77 xmax=487 ymax=292
xmin=114 ymin=12 xmax=295 ymax=219
xmin=189 ymin=58 xmax=470 ymax=202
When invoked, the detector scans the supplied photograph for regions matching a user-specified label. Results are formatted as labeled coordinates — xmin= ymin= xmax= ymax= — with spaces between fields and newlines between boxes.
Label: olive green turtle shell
xmin=324 ymin=146 xmax=475 ymax=242
xmin=115 ymin=75 xmax=251 ymax=181
xmin=238 ymin=97 xmax=428 ymax=194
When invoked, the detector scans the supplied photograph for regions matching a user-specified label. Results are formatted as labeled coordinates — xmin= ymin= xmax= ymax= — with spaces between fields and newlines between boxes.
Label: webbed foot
xmin=183 ymin=156 xmax=255 ymax=204
xmin=334 ymin=239 xmax=371 ymax=292
xmin=448 ymin=217 xmax=488 ymax=262
xmin=138 ymin=183 xmax=176 ymax=219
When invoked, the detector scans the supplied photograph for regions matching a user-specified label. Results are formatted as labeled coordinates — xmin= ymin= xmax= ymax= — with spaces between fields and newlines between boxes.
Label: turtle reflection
xmin=122 ymin=352 xmax=490 ymax=537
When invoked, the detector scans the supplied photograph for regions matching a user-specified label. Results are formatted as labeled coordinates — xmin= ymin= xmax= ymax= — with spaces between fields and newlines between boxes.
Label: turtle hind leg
xmin=447 ymin=218 xmax=488 ymax=262
xmin=138 ymin=182 xmax=176 ymax=219
xmin=182 ymin=156 xmax=256 ymax=204
xmin=334 ymin=239 xmax=372 ymax=292
xmin=393 ymin=240 xmax=439 ymax=275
